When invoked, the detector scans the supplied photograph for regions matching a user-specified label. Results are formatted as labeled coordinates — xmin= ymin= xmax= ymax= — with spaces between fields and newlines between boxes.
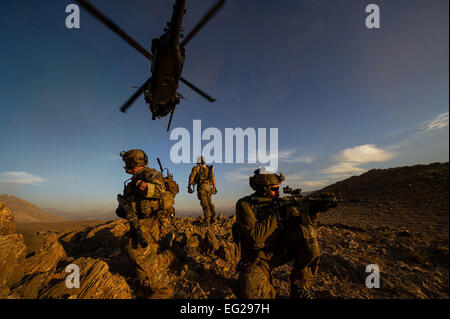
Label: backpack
xmin=164 ymin=175 xmax=179 ymax=197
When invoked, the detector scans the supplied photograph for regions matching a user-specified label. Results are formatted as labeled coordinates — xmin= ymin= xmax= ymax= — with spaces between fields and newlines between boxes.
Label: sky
xmin=0 ymin=0 xmax=448 ymax=214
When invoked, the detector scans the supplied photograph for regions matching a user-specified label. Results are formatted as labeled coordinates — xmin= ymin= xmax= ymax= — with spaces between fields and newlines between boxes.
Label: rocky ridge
xmin=0 ymin=163 xmax=448 ymax=299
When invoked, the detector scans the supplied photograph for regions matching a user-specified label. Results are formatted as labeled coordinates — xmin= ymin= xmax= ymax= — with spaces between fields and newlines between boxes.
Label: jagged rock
xmin=24 ymin=233 xmax=67 ymax=275
xmin=175 ymin=279 xmax=208 ymax=299
xmin=186 ymin=234 xmax=200 ymax=249
xmin=86 ymin=219 xmax=129 ymax=239
xmin=347 ymin=239 xmax=359 ymax=249
xmin=218 ymin=242 xmax=240 ymax=263
xmin=12 ymin=272 xmax=53 ymax=298
xmin=0 ymin=285 xmax=10 ymax=298
xmin=37 ymin=257 xmax=132 ymax=299
xmin=0 ymin=202 xmax=15 ymax=236
xmin=0 ymin=234 xmax=27 ymax=287
xmin=396 ymin=230 xmax=412 ymax=237
xmin=219 ymin=286 xmax=237 ymax=299
xmin=320 ymin=254 xmax=365 ymax=282
xmin=59 ymin=220 xmax=129 ymax=258
xmin=204 ymin=229 xmax=220 ymax=253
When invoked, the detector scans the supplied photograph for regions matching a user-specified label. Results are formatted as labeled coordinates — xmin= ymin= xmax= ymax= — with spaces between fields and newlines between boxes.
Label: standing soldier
xmin=115 ymin=149 xmax=176 ymax=298
xmin=234 ymin=169 xmax=325 ymax=299
xmin=188 ymin=156 xmax=217 ymax=226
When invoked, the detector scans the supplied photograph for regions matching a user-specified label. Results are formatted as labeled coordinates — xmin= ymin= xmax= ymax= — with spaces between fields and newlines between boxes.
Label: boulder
xmin=38 ymin=257 xmax=132 ymax=299
xmin=0 ymin=234 xmax=27 ymax=287
xmin=0 ymin=202 xmax=15 ymax=236
xmin=59 ymin=220 xmax=129 ymax=258
xmin=218 ymin=242 xmax=240 ymax=263
xmin=24 ymin=233 xmax=67 ymax=275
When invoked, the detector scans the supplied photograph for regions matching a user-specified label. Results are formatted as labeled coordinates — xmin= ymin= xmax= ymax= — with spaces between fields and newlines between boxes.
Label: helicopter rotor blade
xmin=180 ymin=0 xmax=226 ymax=47
xmin=167 ymin=106 xmax=176 ymax=132
xmin=180 ymin=77 xmax=216 ymax=102
xmin=76 ymin=0 xmax=153 ymax=61
xmin=120 ymin=77 xmax=152 ymax=113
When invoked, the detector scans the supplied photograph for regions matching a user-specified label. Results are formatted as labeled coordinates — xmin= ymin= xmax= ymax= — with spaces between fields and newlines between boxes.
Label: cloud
xmin=301 ymin=180 xmax=330 ymax=189
xmin=416 ymin=112 xmax=449 ymax=135
xmin=321 ymin=162 xmax=366 ymax=175
xmin=321 ymin=144 xmax=396 ymax=175
xmin=282 ymin=172 xmax=330 ymax=190
xmin=0 ymin=172 xmax=45 ymax=185
xmin=224 ymin=166 xmax=254 ymax=183
xmin=388 ymin=112 xmax=449 ymax=150
xmin=279 ymin=149 xmax=315 ymax=164
xmin=334 ymin=144 xmax=396 ymax=163
xmin=224 ymin=171 xmax=250 ymax=183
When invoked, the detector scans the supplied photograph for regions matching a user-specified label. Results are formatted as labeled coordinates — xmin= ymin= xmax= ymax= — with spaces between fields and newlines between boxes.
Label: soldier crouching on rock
xmin=234 ymin=169 xmax=325 ymax=299
xmin=188 ymin=156 xmax=218 ymax=226
xmin=115 ymin=149 xmax=176 ymax=298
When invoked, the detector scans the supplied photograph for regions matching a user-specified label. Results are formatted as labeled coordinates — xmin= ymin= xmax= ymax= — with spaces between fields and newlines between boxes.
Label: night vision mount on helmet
xmin=120 ymin=149 xmax=149 ymax=169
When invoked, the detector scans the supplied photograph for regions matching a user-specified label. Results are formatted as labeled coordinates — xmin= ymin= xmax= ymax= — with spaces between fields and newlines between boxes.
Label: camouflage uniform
xmin=188 ymin=158 xmax=217 ymax=225
xmin=116 ymin=150 xmax=176 ymax=298
xmin=235 ymin=171 xmax=320 ymax=299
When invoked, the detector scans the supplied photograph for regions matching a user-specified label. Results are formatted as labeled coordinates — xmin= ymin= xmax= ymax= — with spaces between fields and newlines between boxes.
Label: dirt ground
xmin=273 ymin=201 xmax=449 ymax=299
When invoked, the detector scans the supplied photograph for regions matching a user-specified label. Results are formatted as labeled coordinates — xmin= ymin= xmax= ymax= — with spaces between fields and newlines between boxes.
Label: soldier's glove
xmin=187 ymin=185 xmax=194 ymax=194
xmin=212 ymin=187 xmax=217 ymax=195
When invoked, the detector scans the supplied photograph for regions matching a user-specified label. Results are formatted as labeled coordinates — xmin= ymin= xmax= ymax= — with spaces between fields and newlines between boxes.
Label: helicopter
xmin=76 ymin=0 xmax=225 ymax=131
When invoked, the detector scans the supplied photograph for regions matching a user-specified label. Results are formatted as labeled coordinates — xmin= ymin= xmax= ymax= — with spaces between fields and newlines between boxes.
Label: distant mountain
xmin=316 ymin=162 xmax=449 ymax=213
xmin=0 ymin=194 xmax=66 ymax=223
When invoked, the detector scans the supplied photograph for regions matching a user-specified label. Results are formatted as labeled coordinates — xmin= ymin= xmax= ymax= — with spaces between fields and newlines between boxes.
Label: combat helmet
xmin=120 ymin=149 xmax=149 ymax=169
xmin=249 ymin=168 xmax=285 ymax=191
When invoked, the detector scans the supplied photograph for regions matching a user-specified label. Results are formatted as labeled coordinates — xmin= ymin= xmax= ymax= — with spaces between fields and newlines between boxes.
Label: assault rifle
xmin=117 ymin=194 xmax=148 ymax=248
xmin=276 ymin=186 xmax=338 ymax=221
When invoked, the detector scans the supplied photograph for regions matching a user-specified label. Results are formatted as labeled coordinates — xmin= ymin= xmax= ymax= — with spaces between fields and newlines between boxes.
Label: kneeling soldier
xmin=234 ymin=169 xmax=322 ymax=299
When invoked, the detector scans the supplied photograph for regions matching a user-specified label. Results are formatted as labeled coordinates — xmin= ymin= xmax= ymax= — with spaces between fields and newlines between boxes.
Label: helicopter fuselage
xmin=145 ymin=0 xmax=186 ymax=119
